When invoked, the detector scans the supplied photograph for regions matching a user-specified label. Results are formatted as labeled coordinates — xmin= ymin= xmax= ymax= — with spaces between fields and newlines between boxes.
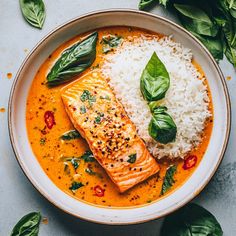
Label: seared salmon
xmin=61 ymin=71 xmax=160 ymax=192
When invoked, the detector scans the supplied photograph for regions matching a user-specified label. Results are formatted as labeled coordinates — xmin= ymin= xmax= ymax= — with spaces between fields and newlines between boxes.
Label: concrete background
xmin=0 ymin=1 xmax=235 ymax=235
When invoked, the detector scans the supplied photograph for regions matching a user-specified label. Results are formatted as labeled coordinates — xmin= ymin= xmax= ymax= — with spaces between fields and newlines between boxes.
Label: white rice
xmin=101 ymin=35 xmax=211 ymax=159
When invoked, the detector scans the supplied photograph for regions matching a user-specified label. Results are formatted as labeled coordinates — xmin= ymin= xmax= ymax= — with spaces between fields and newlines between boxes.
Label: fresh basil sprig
xmin=11 ymin=212 xmax=41 ymax=236
xmin=47 ymin=32 xmax=98 ymax=86
xmin=160 ymin=203 xmax=223 ymax=236
xmin=19 ymin=0 xmax=46 ymax=29
xmin=149 ymin=105 xmax=177 ymax=144
xmin=140 ymin=52 xmax=176 ymax=144
xmin=140 ymin=52 xmax=170 ymax=101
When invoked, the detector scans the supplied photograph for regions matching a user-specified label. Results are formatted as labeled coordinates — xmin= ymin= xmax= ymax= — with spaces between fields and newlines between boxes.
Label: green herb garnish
xmin=101 ymin=34 xmax=122 ymax=53
xmin=81 ymin=151 xmax=95 ymax=162
xmin=80 ymin=105 xmax=87 ymax=114
xmin=10 ymin=212 xmax=41 ymax=236
xmin=60 ymin=130 xmax=80 ymax=140
xmin=19 ymin=0 xmax=46 ymax=29
xmin=85 ymin=168 xmax=96 ymax=175
xmin=160 ymin=165 xmax=177 ymax=195
xmin=161 ymin=203 xmax=223 ymax=236
xmin=71 ymin=158 xmax=79 ymax=170
xmin=149 ymin=105 xmax=177 ymax=144
xmin=46 ymin=32 xmax=98 ymax=86
xmin=40 ymin=138 xmax=46 ymax=145
xmin=140 ymin=52 xmax=170 ymax=101
xmin=138 ymin=0 xmax=236 ymax=67
xmin=127 ymin=153 xmax=137 ymax=163
xmin=80 ymin=90 xmax=96 ymax=107
xmin=69 ymin=181 xmax=84 ymax=193
xmin=95 ymin=116 xmax=101 ymax=124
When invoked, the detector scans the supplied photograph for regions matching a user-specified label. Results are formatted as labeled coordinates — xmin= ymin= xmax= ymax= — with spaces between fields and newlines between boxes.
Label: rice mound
xmin=101 ymin=35 xmax=211 ymax=159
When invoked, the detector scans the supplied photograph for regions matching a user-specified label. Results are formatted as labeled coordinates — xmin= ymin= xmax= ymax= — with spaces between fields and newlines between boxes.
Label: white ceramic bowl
xmin=8 ymin=9 xmax=231 ymax=225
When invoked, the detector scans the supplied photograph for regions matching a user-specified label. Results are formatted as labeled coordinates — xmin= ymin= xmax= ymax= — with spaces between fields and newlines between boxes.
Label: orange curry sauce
xmin=26 ymin=27 xmax=213 ymax=207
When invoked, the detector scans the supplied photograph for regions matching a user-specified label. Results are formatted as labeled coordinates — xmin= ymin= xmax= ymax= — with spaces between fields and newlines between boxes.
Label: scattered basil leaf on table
xmin=149 ymin=106 xmax=177 ymax=144
xmin=191 ymin=31 xmax=224 ymax=61
xmin=160 ymin=165 xmax=176 ymax=195
xmin=19 ymin=0 xmax=46 ymax=29
xmin=60 ymin=130 xmax=81 ymax=140
xmin=138 ymin=0 xmax=157 ymax=10
xmin=140 ymin=52 xmax=170 ymax=102
xmin=174 ymin=4 xmax=219 ymax=37
xmin=160 ymin=203 xmax=223 ymax=236
xmin=100 ymin=34 xmax=122 ymax=53
xmin=11 ymin=212 xmax=41 ymax=236
xmin=47 ymin=32 xmax=98 ymax=86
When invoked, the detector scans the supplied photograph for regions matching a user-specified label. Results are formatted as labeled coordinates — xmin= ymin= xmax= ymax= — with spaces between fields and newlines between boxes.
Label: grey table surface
xmin=0 ymin=0 xmax=235 ymax=235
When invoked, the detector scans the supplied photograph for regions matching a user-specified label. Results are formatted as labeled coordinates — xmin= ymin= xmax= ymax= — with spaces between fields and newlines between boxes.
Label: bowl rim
xmin=8 ymin=8 xmax=231 ymax=225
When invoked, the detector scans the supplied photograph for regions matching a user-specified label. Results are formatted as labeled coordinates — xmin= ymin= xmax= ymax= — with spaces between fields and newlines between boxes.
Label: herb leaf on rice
xmin=140 ymin=52 xmax=170 ymax=102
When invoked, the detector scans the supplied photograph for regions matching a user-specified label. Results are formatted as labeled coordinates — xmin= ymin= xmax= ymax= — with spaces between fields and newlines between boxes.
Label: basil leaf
xmin=71 ymin=158 xmax=80 ymax=170
xmin=138 ymin=0 xmax=157 ymax=10
xmin=159 ymin=0 xmax=168 ymax=7
xmin=127 ymin=153 xmax=137 ymax=163
xmin=149 ymin=105 xmax=177 ymax=144
xmin=101 ymin=34 xmax=122 ymax=53
xmin=81 ymin=151 xmax=95 ymax=162
xmin=69 ymin=182 xmax=84 ymax=193
xmin=85 ymin=167 xmax=96 ymax=175
xmin=60 ymin=130 xmax=80 ymax=140
xmin=191 ymin=32 xmax=224 ymax=61
xmin=225 ymin=42 xmax=236 ymax=67
xmin=160 ymin=165 xmax=176 ymax=195
xmin=47 ymin=32 xmax=98 ymax=86
xmin=140 ymin=52 xmax=170 ymax=102
xmin=11 ymin=212 xmax=41 ymax=236
xmin=19 ymin=0 xmax=46 ymax=29
xmin=174 ymin=4 xmax=219 ymax=37
xmin=160 ymin=203 xmax=223 ymax=236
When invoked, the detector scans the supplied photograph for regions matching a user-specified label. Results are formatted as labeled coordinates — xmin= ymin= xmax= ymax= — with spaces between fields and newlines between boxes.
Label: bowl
xmin=8 ymin=9 xmax=231 ymax=225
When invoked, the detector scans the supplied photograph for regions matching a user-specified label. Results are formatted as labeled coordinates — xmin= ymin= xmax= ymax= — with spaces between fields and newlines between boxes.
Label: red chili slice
xmin=183 ymin=155 xmax=197 ymax=170
xmin=44 ymin=111 xmax=56 ymax=129
xmin=94 ymin=185 xmax=105 ymax=197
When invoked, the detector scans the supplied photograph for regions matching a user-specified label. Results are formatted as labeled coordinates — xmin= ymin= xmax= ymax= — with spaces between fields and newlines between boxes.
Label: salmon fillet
xmin=61 ymin=71 xmax=160 ymax=192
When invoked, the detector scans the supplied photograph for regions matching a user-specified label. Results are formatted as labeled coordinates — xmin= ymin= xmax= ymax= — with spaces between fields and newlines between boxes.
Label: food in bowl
xmin=26 ymin=26 xmax=213 ymax=207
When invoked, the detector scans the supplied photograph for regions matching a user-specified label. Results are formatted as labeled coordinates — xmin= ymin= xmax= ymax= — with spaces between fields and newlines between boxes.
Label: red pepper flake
xmin=94 ymin=185 xmax=105 ymax=197
xmin=183 ymin=155 xmax=197 ymax=170
xmin=44 ymin=111 xmax=55 ymax=129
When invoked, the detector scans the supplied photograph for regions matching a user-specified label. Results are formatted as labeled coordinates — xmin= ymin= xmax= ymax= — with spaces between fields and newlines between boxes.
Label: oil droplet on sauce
xmin=226 ymin=76 xmax=232 ymax=81
xmin=0 ymin=107 xmax=6 ymax=113
xmin=7 ymin=73 xmax=12 ymax=79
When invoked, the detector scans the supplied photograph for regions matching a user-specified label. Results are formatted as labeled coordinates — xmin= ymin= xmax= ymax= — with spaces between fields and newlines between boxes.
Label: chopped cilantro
xmin=80 ymin=90 xmax=90 ymax=102
xmin=127 ymin=153 xmax=137 ymax=163
xmin=80 ymin=105 xmax=86 ymax=114
xmin=95 ymin=116 xmax=101 ymax=124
